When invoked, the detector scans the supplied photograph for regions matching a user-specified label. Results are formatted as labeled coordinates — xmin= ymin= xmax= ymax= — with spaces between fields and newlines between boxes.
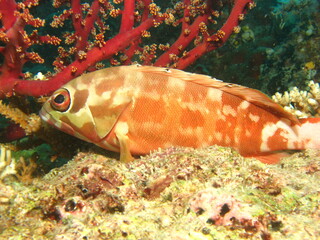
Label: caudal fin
xmin=298 ymin=118 xmax=320 ymax=149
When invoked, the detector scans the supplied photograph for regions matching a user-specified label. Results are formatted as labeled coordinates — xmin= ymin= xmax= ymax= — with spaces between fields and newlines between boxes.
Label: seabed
xmin=1 ymin=146 xmax=319 ymax=239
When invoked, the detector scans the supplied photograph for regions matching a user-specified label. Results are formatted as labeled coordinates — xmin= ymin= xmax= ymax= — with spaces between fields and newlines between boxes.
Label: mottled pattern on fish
xmin=40 ymin=65 xmax=320 ymax=163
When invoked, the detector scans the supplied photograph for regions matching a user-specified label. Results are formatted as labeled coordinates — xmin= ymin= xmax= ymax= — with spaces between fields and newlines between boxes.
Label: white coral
xmin=0 ymin=145 xmax=17 ymax=181
xmin=272 ymin=80 xmax=320 ymax=118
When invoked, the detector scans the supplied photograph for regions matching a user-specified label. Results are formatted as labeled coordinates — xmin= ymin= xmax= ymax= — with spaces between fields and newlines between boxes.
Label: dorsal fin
xmin=135 ymin=65 xmax=299 ymax=124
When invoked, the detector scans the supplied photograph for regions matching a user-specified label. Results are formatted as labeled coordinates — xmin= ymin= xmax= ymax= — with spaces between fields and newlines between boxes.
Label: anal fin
xmin=245 ymin=152 xmax=291 ymax=164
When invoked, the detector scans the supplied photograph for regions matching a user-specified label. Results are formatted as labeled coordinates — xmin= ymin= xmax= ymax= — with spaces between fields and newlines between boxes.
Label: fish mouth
xmin=39 ymin=108 xmax=54 ymax=125
xmin=39 ymin=107 xmax=76 ymax=136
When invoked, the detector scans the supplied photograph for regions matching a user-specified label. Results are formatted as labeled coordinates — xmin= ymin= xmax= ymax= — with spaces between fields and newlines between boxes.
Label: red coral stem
xmin=120 ymin=0 xmax=135 ymax=33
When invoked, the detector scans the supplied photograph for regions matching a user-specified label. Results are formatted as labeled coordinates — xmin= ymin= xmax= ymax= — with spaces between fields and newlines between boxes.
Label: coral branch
xmin=0 ymin=0 xmax=17 ymax=29
xmin=119 ymin=0 xmax=135 ymax=33
xmin=174 ymin=0 xmax=254 ymax=69
xmin=72 ymin=0 xmax=101 ymax=54
xmin=13 ymin=17 xmax=161 ymax=96
xmin=0 ymin=100 xmax=41 ymax=136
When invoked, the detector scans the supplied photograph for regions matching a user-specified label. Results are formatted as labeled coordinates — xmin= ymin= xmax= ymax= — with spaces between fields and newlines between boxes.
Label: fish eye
xmin=50 ymin=88 xmax=71 ymax=112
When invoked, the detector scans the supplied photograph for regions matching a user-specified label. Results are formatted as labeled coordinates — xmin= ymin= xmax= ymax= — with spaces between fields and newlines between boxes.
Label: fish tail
xmin=247 ymin=117 xmax=320 ymax=164
xmin=298 ymin=117 xmax=320 ymax=149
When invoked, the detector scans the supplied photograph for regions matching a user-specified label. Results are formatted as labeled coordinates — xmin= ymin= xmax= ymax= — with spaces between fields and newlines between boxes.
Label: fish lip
xmin=39 ymin=108 xmax=49 ymax=122
xmin=39 ymin=107 xmax=54 ymax=125
xmin=39 ymin=107 xmax=76 ymax=136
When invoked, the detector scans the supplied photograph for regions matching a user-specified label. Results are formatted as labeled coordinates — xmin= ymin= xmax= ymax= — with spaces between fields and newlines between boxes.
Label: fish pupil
xmin=54 ymin=94 xmax=65 ymax=104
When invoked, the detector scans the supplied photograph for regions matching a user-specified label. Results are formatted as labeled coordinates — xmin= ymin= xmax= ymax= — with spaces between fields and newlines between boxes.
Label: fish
xmin=39 ymin=64 xmax=320 ymax=163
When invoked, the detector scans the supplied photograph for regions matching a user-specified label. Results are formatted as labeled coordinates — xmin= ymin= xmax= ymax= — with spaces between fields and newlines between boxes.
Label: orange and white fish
xmin=39 ymin=65 xmax=320 ymax=163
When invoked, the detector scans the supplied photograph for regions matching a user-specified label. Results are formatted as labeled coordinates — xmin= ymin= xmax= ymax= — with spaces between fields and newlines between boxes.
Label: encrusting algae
xmin=0 ymin=145 xmax=319 ymax=239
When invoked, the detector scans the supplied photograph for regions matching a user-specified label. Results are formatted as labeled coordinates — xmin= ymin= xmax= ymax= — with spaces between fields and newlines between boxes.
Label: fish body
xmin=40 ymin=65 xmax=320 ymax=163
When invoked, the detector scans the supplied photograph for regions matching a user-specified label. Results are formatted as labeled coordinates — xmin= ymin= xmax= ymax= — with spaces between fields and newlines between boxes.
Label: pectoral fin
xmin=117 ymin=132 xmax=134 ymax=163
xmin=114 ymin=122 xmax=134 ymax=163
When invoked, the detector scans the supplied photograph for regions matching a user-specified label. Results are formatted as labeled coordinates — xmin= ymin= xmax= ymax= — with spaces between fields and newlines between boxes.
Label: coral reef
xmin=0 ymin=146 xmax=319 ymax=239
xmin=0 ymin=0 xmax=320 ymax=238
xmin=193 ymin=0 xmax=319 ymax=94
xmin=260 ymin=0 xmax=320 ymax=93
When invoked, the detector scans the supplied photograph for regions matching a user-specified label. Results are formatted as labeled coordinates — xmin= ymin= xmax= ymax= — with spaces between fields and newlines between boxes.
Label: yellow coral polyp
xmin=304 ymin=61 xmax=315 ymax=70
